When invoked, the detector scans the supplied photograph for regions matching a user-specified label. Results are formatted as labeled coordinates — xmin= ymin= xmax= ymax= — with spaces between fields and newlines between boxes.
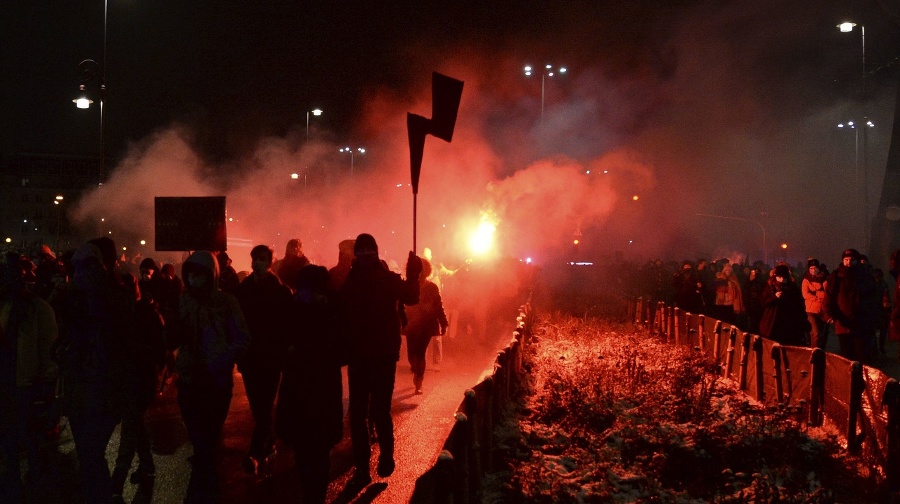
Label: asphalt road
xmin=23 ymin=313 xmax=514 ymax=504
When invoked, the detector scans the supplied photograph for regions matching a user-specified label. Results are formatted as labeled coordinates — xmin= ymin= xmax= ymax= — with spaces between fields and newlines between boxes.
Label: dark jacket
xmin=62 ymin=244 xmax=136 ymax=416
xmin=405 ymin=279 xmax=448 ymax=337
xmin=672 ymin=267 xmax=703 ymax=314
xmin=276 ymin=265 xmax=344 ymax=449
xmin=759 ymin=277 xmax=808 ymax=345
xmin=174 ymin=251 xmax=251 ymax=388
xmin=236 ymin=270 xmax=293 ymax=372
xmin=340 ymin=257 xmax=418 ymax=363
xmin=3 ymin=290 xmax=58 ymax=387
xmin=823 ymin=264 xmax=877 ymax=335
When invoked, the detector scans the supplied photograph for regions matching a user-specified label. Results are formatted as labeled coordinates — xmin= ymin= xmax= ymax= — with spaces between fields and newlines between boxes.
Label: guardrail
xmin=644 ymin=299 xmax=900 ymax=491
xmin=408 ymin=302 xmax=533 ymax=504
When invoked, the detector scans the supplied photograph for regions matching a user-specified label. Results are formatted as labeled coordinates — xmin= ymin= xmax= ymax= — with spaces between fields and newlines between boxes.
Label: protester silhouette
xmin=340 ymin=233 xmax=421 ymax=487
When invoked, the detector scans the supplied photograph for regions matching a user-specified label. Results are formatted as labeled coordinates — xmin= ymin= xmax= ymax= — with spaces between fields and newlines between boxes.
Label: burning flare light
xmin=468 ymin=214 xmax=497 ymax=257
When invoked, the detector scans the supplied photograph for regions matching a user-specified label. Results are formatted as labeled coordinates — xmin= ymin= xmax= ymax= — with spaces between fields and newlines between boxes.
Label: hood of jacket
xmin=182 ymin=250 xmax=220 ymax=293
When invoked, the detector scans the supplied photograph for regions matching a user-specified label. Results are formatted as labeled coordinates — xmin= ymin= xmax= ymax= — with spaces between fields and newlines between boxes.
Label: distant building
xmin=0 ymin=152 xmax=98 ymax=254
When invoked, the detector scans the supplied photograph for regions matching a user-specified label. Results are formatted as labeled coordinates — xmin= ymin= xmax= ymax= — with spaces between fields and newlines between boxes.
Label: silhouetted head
xmin=354 ymin=234 xmax=378 ymax=258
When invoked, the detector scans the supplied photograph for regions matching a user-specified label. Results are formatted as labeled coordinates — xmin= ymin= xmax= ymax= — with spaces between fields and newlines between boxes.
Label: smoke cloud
xmin=68 ymin=0 xmax=898 ymax=273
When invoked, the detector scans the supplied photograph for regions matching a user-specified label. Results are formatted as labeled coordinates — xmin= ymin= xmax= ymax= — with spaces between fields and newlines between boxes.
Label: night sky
xmin=2 ymin=1 xmax=899 ymax=268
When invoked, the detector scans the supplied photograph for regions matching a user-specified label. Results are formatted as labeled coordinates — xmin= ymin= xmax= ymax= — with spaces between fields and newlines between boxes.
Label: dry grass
xmin=484 ymin=312 xmax=882 ymax=503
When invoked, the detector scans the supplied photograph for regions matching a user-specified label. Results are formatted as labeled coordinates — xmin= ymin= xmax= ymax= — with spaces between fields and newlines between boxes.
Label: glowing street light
xmin=837 ymin=21 xmax=865 ymax=83
xmin=523 ymin=63 xmax=567 ymax=134
xmin=73 ymin=0 xmax=110 ymax=185
xmin=306 ymin=108 xmax=323 ymax=141
xmin=339 ymin=146 xmax=366 ymax=176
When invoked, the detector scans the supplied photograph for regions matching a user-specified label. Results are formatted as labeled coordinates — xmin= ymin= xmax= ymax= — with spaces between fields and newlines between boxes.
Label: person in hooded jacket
xmin=340 ymin=233 xmax=421 ymax=487
xmin=235 ymin=245 xmax=292 ymax=475
xmin=173 ymin=250 xmax=250 ymax=504
xmin=404 ymin=259 xmax=448 ymax=394
xmin=873 ymin=268 xmax=892 ymax=355
xmin=672 ymin=261 xmax=703 ymax=314
xmin=60 ymin=237 xmax=136 ymax=504
xmin=275 ymin=264 xmax=345 ymax=504
xmin=274 ymin=239 xmax=310 ymax=293
xmin=802 ymin=258 xmax=828 ymax=349
xmin=759 ymin=264 xmax=809 ymax=346
xmin=0 ymin=251 xmax=59 ymax=502
xmin=110 ymin=273 xmax=165 ymax=500
xmin=824 ymin=248 xmax=878 ymax=363
xmin=713 ymin=263 xmax=743 ymax=325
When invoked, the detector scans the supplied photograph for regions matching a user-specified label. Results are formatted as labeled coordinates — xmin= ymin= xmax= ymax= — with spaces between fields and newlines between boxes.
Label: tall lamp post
xmin=838 ymin=22 xmax=866 ymax=91
xmin=73 ymin=0 xmax=109 ymax=185
xmin=838 ymin=119 xmax=875 ymax=245
xmin=838 ymin=21 xmax=872 ymax=248
xmin=523 ymin=64 xmax=567 ymax=134
xmin=696 ymin=213 xmax=768 ymax=265
xmin=306 ymin=108 xmax=323 ymax=141
xmin=339 ymin=146 xmax=365 ymax=176
xmin=53 ymin=195 xmax=64 ymax=253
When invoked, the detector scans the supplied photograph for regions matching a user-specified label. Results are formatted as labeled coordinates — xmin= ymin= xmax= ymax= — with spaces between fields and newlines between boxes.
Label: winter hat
xmin=807 ymin=258 xmax=820 ymax=268
xmin=842 ymin=248 xmax=861 ymax=260
xmin=354 ymin=233 xmax=378 ymax=257
xmin=774 ymin=264 xmax=791 ymax=278
xmin=140 ymin=257 xmax=159 ymax=272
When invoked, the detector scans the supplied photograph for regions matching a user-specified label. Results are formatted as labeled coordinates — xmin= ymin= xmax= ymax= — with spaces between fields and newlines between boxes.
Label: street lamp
xmin=306 ymin=108 xmax=323 ymax=141
xmin=837 ymin=22 xmax=866 ymax=89
xmin=523 ymin=64 xmax=567 ymax=133
xmin=74 ymin=58 xmax=106 ymax=185
xmin=339 ymin=146 xmax=365 ymax=176
xmin=74 ymin=0 xmax=109 ymax=185
xmin=837 ymin=119 xmax=874 ymax=245
xmin=53 ymin=195 xmax=64 ymax=252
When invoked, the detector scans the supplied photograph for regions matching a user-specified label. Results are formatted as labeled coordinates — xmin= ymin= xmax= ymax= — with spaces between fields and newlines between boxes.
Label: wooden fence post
xmin=435 ymin=450 xmax=455 ymax=504
xmin=809 ymin=348 xmax=825 ymax=426
xmin=739 ymin=332 xmax=751 ymax=391
xmin=674 ymin=308 xmax=682 ymax=345
xmin=724 ymin=327 xmax=737 ymax=378
xmin=453 ymin=412 xmax=470 ymax=504
xmin=483 ymin=376 xmax=495 ymax=472
xmin=771 ymin=344 xmax=784 ymax=405
xmin=848 ymin=361 xmax=865 ymax=454
xmin=667 ymin=306 xmax=675 ymax=344
xmin=635 ymin=297 xmax=643 ymax=327
xmin=695 ymin=314 xmax=705 ymax=348
xmin=712 ymin=320 xmax=723 ymax=363
xmin=753 ymin=336 xmax=765 ymax=402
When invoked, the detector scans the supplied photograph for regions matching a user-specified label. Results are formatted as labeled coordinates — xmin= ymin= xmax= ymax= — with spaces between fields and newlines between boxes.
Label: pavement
xmin=8 ymin=317 xmax=513 ymax=504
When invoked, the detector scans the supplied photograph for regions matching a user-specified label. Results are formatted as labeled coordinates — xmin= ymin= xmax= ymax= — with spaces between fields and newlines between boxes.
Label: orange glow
xmin=781 ymin=243 xmax=788 ymax=249
xmin=632 ymin=195 xmax=639 ymax=201
xmin=467 ymin=212 xmax=498 ymax=258
xmin=573 ymin=239 xmax=580 ymax=245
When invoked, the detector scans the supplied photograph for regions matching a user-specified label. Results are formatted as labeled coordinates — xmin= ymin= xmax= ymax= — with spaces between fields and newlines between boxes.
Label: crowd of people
xmin=664 ymin=248 xmax=900 ymax=365
xmin=0 ymin=233 xmax=452 ymax=504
